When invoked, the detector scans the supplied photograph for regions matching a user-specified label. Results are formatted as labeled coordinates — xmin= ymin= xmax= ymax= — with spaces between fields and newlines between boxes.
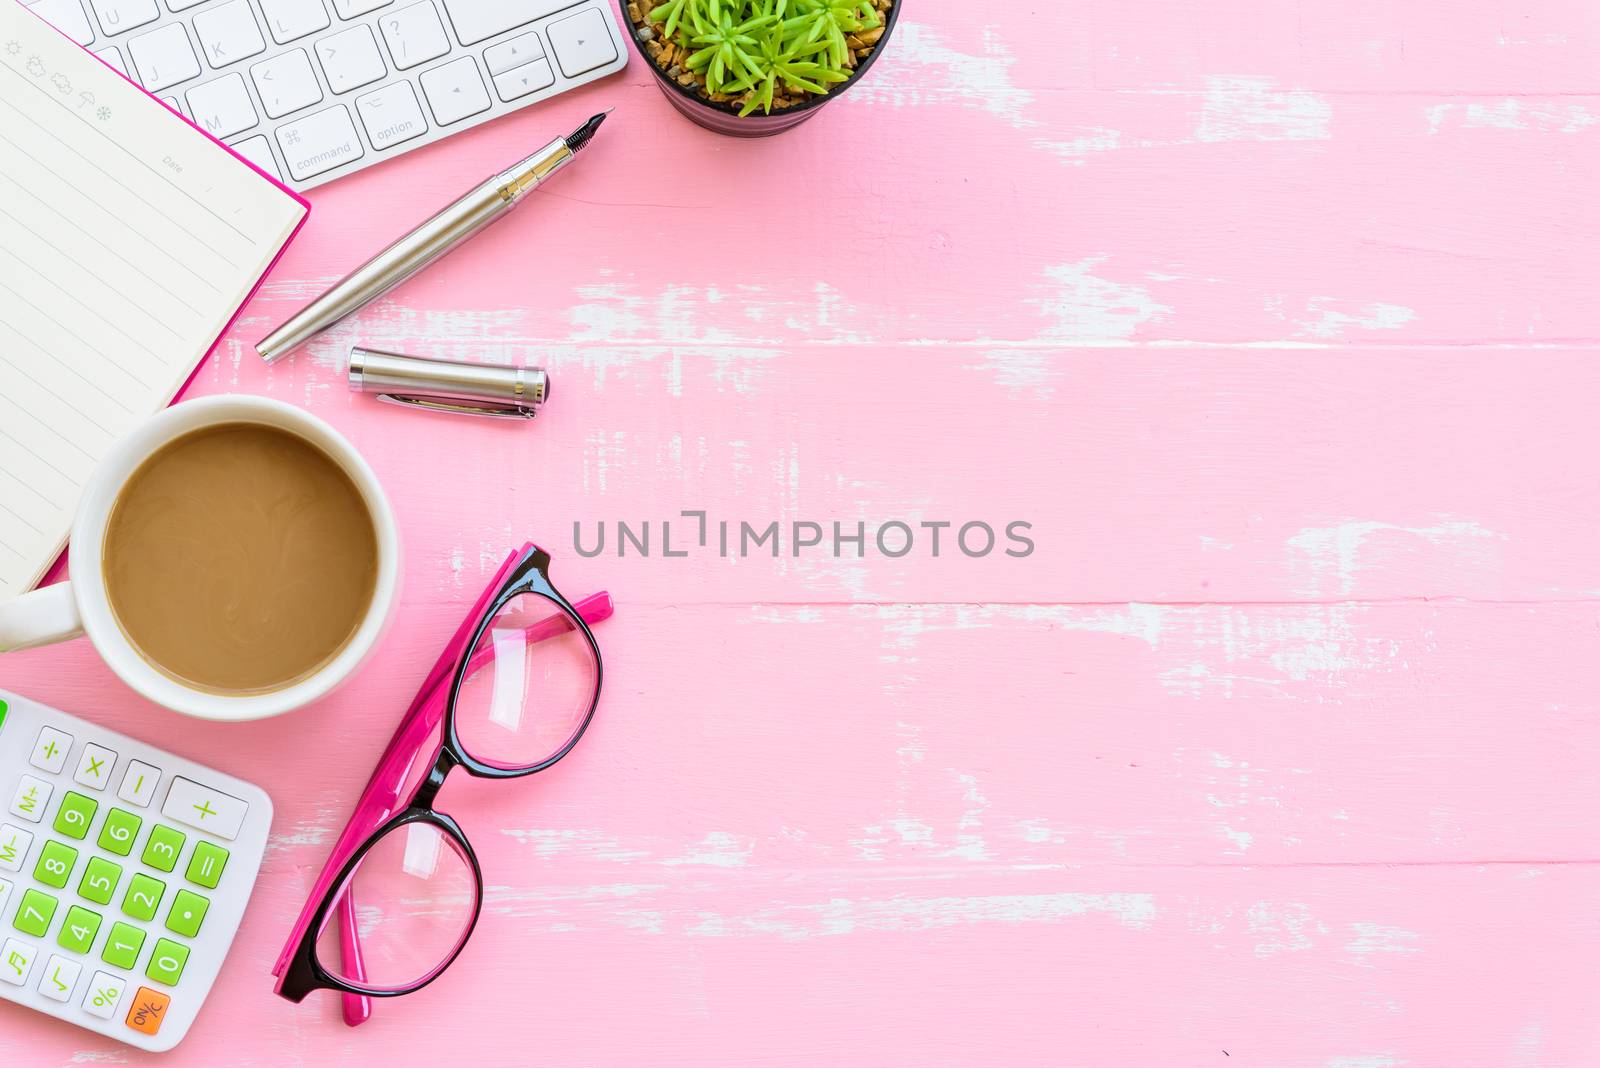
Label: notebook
xmin=0 ymin=0 xmax=307 ymax=599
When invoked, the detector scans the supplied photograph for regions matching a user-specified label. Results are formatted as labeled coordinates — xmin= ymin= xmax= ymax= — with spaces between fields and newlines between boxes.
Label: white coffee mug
xmin=0 ymin=395 xmax=401 ymax=722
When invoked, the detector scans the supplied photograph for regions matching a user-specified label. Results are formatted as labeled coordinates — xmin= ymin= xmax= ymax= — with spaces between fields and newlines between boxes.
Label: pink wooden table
xmin=9 ymin=0 xmax=1600 ymax=1063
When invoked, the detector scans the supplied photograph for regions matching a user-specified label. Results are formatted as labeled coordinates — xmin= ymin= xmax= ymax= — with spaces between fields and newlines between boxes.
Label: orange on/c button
xmin=125 ymin=987 xmax=171 ymax=1035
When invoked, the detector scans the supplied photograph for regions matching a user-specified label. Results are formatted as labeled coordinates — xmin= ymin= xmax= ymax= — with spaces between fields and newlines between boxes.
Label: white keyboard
xmin=0 ymin=690 xmax=271 ymax=1051
xmin=15 ymin=0 xmax=627 ymax=189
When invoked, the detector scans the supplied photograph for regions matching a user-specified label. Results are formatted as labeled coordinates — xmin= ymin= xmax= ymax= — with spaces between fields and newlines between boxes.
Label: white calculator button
xmin=37 ymin=955 xmax=81 ymax=1002
xmin=83 ymin=971 xmax=128 ymax=1019
xmin=379 ymin=1 xmax=450 ymax=70
xmin=419 ymin=55 xmax=489 ymax=125
xmin=29 ymin=727 xmax=72 ymax=774
xmin=162 ymin=777 xmax=248 ymax=840
xmin=484 ymin=30 xmax=542 ymax=75
xmin=545 ymin=8 xmax=615 ymax=78
xmin=129 ymin=22 xmax=202 ymax=92
xmin=0 ymin=938 xmax=38 ymax=986
xmin=0 ymin=879 xmax=11 ymax=916
xmin=355 ymin=80 xmax=427 ymax=150
xmin=0 ymin=825 xmax=34 ymax=871
xmin=492 ymin=58 xmax=552 ymax=102
xmin=118 ymin=760 xmax=162 ymax=808
xmin=74 ymin=744 xmax=117 ymax=791
xmin=9 ymin=776 xmax=52 ymax=823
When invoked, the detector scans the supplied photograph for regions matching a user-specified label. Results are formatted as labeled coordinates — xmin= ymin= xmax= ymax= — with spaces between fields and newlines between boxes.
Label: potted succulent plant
xmin=624 ymin=0 xmax=899 ymax=135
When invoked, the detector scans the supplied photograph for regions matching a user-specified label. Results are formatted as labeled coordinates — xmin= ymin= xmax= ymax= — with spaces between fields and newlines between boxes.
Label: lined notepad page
xmin=0 ymin=2 xmax=305 ymax=598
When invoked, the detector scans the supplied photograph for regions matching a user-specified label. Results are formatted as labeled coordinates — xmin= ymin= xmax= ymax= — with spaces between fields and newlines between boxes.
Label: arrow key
xmin=492 ymin=55 xmax=553 ymax=101
xmin=546 ymin=7 xmax=615 ymax=77
xmin=419 ymin=55 xmax=489 ymax=125
xmin=484 ymin=30 xmax=543 ymax=75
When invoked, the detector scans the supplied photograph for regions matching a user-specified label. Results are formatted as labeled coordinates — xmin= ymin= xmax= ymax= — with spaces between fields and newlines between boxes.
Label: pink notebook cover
xmin=19 ymin=2 xmax=312 ymax=588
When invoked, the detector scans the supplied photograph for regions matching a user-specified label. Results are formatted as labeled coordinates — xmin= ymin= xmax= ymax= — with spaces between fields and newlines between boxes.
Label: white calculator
xmin=0 ymin=689 xmax=272 ymax=1052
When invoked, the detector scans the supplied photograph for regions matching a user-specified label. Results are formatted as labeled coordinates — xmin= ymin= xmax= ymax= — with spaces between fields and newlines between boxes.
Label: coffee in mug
xmin=102 ymin=423 xmax=379 ymax=695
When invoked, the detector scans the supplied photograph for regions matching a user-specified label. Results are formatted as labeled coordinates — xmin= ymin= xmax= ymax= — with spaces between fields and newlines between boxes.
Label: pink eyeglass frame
xmin=271 ymin=542 xmax=613 ymax=1023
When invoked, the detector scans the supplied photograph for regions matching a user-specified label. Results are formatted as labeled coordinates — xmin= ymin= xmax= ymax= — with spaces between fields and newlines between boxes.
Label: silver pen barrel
xmin=256 ymin=137 xmax=574 ymax=363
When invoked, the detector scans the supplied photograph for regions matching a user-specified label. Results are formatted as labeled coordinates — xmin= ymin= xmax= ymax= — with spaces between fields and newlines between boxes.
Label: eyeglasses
xmin=272 ymin=542 xmax=611 ymax=1022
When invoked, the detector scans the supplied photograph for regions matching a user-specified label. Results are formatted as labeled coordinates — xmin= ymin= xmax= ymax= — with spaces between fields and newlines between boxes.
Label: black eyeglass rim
xmin=277 ymin=546 xmax=603 ymax=1003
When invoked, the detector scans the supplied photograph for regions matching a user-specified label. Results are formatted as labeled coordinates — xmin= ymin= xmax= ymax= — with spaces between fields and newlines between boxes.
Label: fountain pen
xmin=256 ymin=111 xmax=609 ymax=363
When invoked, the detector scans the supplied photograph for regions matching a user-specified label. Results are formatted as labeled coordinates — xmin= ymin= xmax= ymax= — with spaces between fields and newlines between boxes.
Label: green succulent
xmin=647 ymin=0 xmax=881 ymax=114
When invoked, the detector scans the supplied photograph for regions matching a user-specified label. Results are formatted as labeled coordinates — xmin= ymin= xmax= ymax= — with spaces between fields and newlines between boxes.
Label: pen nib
xmin=564 ymin=110 xmax=610 ymax=154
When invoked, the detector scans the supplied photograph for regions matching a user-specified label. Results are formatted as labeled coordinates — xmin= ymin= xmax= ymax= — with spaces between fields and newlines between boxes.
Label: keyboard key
xmin=141 ymin=824 xmax=186 ymax=873
xmin=439 ymin=0 xmax=567 ymax=46
xmin=275 ymin=104 xmax=364 ymax=179
xmin=31 ymin=0 xmax=95 ymax=44
xmin=38 ymin=954 xmax=80 ymax=1002
xmin=229 ymin=134 xmax=284 ymax=180
xmin=545 ymin=7 xmax=614 ymax=77
xmin=420 ymin=55 xmax=488 ymax=125
xmin=484 ymin=29 xmax=541 ymax=74
xmin=98 ymin=809 xmax=141 ymax=856
xmin=83 ymin=970 xmax=127 ymax=1019
xmin=34 ymin=841 xmax=77 ymax=889
xmin=87 ymin=0 xmax=158 ymax=35
xmin=356 ymin=79 xmax=427 ymax=149
xmin=378 ymin=1 xmax=449 ymax=69
xmin=95 ymin=46 xmax=128 ymax=75
xmin=100 ymin=922 xmax=144 ymax=969
xmin=30 ymin=726 xmax=72 ymax=774
xmin=259 ymin=0 xmax=330 ymax=43
xmin=53 ymin=792 xmax=97 ymax=841
xmin=128 ymin=23 xmax=200 ymax=92
xmin=492 ymin=57 xmax=552 ymax=101
xmin=193 ymin=0 xmax=266 ymax=66
xmin=79 ymin=856 xmax=122 ymax=906
xmin=185 ymin=841 xmax=228 ymax=888
xmin=161 ymin=94 xmax=185 ymax=116
xmin=0 ymin=824 xmax=35 ymax=872
xmin=13 ymin=888 xmax=57 ymax=937
xmin=316 ymin=24 xmax=386 ymax=93
xmin=117 ymin=760 xmax=160 ymax=809
xmin=164 ymin=889 xmax=208 ymax=938
xmin=251 ymin=47 xmax=323 ymax=117
xmin=0 ymin=880 xmax=10 ymax=917
xmin=186 ymin=72 xmax=259 ymax=138
xmin=121 ymin=873 xmax=165 ymax=922
xmin=57 ymin=905 xmax=102 ymax=954
xmin=165 ymin=0 xmax=209 ymax=12
xmin=332 ymin=0 xmax=390 ymax=17
xmin=162 ymin=778 xmax=248 ymax=840
xmin=145 ymin=938 xmax=189 ymax=985
xmin=126 ymin=986 xmax=170 ymax=1035
xmin=9 ymin=775 xmax=51 ymax=823
xmin=0 ymin=937 xmax=38 ymax=986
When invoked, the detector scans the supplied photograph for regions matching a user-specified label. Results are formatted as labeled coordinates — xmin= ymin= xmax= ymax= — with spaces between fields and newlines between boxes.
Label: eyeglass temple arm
xmin=337 ymin=588 xmax=614 ymax=1027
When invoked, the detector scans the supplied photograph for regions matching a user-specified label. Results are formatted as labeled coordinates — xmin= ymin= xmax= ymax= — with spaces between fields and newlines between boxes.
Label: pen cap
xmin=347 ymin=347 xmax=549 ymax=418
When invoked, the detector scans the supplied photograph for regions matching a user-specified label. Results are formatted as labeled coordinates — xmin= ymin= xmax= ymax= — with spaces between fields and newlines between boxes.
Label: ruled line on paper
xmin=0 ymin=281 xmax=153 ymax=392
xmin=0 ymin=204 xmax=189 ymax=341
xmin=0 ymin=172 xmax=209 ymax=317
xmin=0 ymin=247 xmax=174 ymax=371
xmin=0 ymin=58 xmax=258 ymax=251
xmin=0 ymin=427 xmax=79 ymax=486
xmin=0 ymin=500 xmax=44 ymax=537
xmin=0 ymin=346 xmax=123 ymax=428
xmin=0 ymin=131 xmax=227 ymax=296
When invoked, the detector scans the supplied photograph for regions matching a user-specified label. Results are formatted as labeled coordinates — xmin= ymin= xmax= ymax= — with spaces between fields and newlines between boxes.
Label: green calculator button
xmin=33 ymin=840 xmax=78 ymax=889
xmin=13 ymin=888 xmax=57 ymax=937
xmin=79 ymin=856 xmax=123 ymax=906
xmin=164 ymin=889 xmax=209 ymax=938
xmin=145 ymin=938 xmax=189 ymax=986
xmin=141 ymin=825 xmax=186 ymax=873
xmin=57 ymin=905 xmax=102 ymax=954
xmin=185 ymin=841 xmax=229 ymax=889
xmin=97 ymin=808 xmax=141 ymax=856
xmin=52 ymin=792 xmax=98 ymax=841
xmin=121 ymin=873 xmax=165 ymax=922
xmin=101 ymin=921 xmax=144 ymax=969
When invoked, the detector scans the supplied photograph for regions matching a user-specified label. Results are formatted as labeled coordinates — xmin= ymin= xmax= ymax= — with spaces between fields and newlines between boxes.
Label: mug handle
xmin=0 ymin=583 xmax=84 ymax=652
